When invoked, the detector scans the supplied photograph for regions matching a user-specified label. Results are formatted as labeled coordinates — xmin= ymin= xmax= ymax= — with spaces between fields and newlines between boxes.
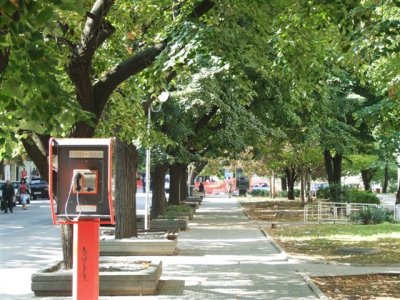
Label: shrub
xmin=345 ymin=190 xmax=380 ymax=204
xmin=251 ymin=189 xmax=270 ymax=197
xmin=166 ymin=205 xmax=191 ymax=213
xmin=350 ymin=207 xmax=391 ymax=224
xmin=279 ymin=190 xmax=288 ymax=198
xmin=316 ymin=187 xmax=330 ymax=199
xmin=317 ymin=185 xmax=381 ymax=204
xmin=388 ymin=184 xmax=397 ymax=193
xmin=316 ymin=184 xmax=341 ymax=201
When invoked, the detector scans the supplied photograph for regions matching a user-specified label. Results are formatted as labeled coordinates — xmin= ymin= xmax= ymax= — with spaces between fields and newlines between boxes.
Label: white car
xmin=251 ymin=183 xmax=270 ymax=192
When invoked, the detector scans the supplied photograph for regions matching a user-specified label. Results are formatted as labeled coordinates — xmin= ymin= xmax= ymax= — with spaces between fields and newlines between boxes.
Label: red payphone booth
xmin=49 ymin=138 xmax=114 ymax=300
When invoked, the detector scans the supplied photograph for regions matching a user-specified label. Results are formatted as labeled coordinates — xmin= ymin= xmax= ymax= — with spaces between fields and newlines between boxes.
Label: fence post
xmin=346 ymin=203 xmax=351 ymax=216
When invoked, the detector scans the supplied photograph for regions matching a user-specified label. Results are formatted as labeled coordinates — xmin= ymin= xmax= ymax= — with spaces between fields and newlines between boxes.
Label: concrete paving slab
xmin=10 ymin=196 xmax=398 ymax=299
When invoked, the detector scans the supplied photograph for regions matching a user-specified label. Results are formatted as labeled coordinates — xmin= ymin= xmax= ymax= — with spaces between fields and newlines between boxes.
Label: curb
xmin=259 ymin=228 xmax=330 ymax=300
xmin=259 ymin=228 xmax=288 ymax=259
xmin=300 ymin=273 xmax=329 ymax=300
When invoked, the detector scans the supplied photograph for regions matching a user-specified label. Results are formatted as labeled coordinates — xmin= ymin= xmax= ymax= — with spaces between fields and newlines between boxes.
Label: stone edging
xmin=259 ymin=228 xmax=329 ymax=300
xmin=259 ymin=228 xmax=288 ymax=259
xmin=300 ymin=273 xmax=330 ymax=300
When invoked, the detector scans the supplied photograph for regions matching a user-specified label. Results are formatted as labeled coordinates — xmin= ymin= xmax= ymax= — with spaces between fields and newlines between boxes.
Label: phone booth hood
xmin=49 ymin=138 xmax=115 ymax=225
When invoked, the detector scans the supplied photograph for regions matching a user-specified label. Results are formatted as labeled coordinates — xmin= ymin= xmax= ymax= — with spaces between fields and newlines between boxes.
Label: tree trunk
xmin=115 ymin=139 xmax=138 ymax=239
xmin=281 ymin=177 xmax=287 ymax=191
xmin=285 ymin=167 xmax=297 ymax=200
xmin=180 ymin=163 xmax=188 ymax=201
xmin=151 ymin=164 xmax=168 ymax=218
xmin=324 ymin=149 xmax=342 ymax=202
xmin=0 ymin=46 xmax=10 ymax=74
xmin=189 ymin=160 xmax=207 ymax=185
xmin=0 ymin=159 xmax=4 ymax=180
xmin=169 ymin=163 xmax=181 ymax=205
xmin=300 ymin=169 xmax=305 ymax=205
xmin=22 ymin=136 xmax=50 ymax=180
xmin=382 ymin=163 xmax=389 ymax=193
xmin=361 ymin=168 xmax=374 ymax=192
xmin=271 ymin=172 xmax=275 ymax=199
xmin=60 ymin=224 xmax=73 ymax=269
xmin=396 ymin=162 xmax=400 ymax=204
xmin=306 ymin=166 xmax=312 ymax=202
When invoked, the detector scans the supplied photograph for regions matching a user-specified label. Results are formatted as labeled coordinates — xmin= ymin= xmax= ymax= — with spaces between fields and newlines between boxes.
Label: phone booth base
xmin=73 ymin=220 xmax=100 ymax=300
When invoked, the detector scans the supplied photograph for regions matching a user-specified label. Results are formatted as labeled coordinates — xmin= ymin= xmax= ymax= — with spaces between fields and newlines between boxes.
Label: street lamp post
xmin=144 ymin=91 xmax=169 ymax=230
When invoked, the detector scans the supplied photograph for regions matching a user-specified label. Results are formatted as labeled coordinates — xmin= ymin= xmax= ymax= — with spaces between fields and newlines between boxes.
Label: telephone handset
xmin=74 ymin=172 xmax=83 ymax=192
xmin=72 ymin=169 xmax=98 ymax=194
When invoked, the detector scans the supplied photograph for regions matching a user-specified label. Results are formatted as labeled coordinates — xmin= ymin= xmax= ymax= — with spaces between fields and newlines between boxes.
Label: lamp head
xmin=158 ymin=91 xmax=169 ymax=103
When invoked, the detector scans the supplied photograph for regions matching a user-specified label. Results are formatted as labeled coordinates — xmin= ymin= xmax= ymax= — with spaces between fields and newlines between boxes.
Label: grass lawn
xmin=265 ymin=223 xmax=400 ymax=264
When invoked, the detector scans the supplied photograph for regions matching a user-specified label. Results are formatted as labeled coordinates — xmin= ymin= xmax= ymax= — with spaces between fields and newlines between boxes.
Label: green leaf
xmin=36 ymin=8 xmax=54 ymax=26
xmin=0 ymin=33 xmax=12 ymax=46
xmin=28 ymin=48 xmax=45 ymax=60
xmin=2 ymin=80 xmax=23 ymax=98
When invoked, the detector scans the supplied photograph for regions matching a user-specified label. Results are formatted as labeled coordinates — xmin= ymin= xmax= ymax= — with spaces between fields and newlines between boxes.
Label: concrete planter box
xmin=185 ymin=196 xmax=202 ymax=204
xmin=182 ymin=201 xmax=200 ymax=209
xmin=192 ymin=191 xmax=204 ymax=198
xmin=31 ymin=258 xmax=162 ymax=296
xmin=163 ymin=210 xmax=194 ymax=220
xmin=100 ymin=236 xmax=177 ymax=256
xmin=138 ymin=218 xmax=188 ymax=231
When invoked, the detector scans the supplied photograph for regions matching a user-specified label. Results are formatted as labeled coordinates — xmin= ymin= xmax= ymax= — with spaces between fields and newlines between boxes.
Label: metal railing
xmin=304 ymin=201 xmax=400 ymax=223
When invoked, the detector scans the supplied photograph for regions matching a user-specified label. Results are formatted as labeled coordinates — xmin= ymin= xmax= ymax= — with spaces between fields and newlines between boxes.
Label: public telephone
xmin=73 ymin=169 xmax=98 ymax=194
xmin=48 ymin=138 xmax=114 ymax=225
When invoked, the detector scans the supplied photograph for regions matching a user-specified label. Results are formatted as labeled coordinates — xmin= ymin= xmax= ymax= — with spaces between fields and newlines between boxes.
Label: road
xmin=0 ymin=199 xmax=61 ymax=299
xmin=0 ymin=194 xmax=149 ymax=299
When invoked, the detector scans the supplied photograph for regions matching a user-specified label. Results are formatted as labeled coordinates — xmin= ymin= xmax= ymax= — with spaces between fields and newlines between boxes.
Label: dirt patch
xmin=240 ymin=199 xmax=305 ymax=222
xmin=312 ymin=274 xmax=400 ymax=300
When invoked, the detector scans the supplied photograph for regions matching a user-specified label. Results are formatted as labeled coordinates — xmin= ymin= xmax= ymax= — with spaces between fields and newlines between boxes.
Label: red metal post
xmin=73 ymin=220 xmax=100 ymax=300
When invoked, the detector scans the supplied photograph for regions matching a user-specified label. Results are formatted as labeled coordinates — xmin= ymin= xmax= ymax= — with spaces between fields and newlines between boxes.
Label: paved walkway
xmin=18 ymin=196 xmax=400 ymax=299
xmin=154 ymin=196 xmax=319 ymax=299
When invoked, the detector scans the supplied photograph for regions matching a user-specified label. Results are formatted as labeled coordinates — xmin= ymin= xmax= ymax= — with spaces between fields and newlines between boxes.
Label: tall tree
xmin=2 ymin=0 xmax=216 ymax=268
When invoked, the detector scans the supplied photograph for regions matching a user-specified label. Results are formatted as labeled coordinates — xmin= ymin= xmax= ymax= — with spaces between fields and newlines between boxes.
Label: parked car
xmin=0 ymin=180 xmax=6 ymax=201
xmin=251 ymin=183 xmax=270 ymax=192
xmin=29 ymin=177 xmax=49 ymax=199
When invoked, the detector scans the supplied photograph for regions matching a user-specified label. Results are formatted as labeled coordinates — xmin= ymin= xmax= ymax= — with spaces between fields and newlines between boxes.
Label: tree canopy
xmin=1 ymin=0 xmax=399 ymax=200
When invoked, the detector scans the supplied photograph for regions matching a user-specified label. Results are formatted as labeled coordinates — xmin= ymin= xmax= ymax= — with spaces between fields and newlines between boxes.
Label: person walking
xmin=2 ymin=180 xmax=15 ymax=213
xmin=198 ymin=182 xmax=205 ymax=197
xmin=21 ymin=167 xmax=27 ymax=179
xmin=227 ymin=177 xmax=233 ymax=198
xmin=19 ymin=178 xmax=29 ymax=210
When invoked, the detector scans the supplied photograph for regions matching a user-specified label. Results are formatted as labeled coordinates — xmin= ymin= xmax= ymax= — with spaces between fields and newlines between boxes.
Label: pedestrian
xmin=198 ymin=182 xmax=205 ymax=197
xmin=21 ymin=167 xmax=27 ymax=179
xmin=142 ymin=174 xmax=146 ymax=193
xmin=227 ymin=177 xmax=233 ymax=198
xmin=19 ymin=178 xmax=29 ymax=210
xmin=2 ymin=180 xmax=15 ymax=213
